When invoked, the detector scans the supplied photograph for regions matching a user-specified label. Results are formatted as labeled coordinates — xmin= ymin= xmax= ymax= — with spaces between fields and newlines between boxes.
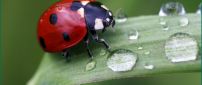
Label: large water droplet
xmin=86 ymin=61 xmax=96 ymax=71
xmin=159 ymin=2 xmax=186 ymax=16
xmin=107 ymin=49 xmax=138 ymax=72
xmin=179 ymin=17 xmax=189 ymax=27
xmin=165 ymin=33 xmax=198 ymax=63
xmin=196 ymin=3 xmax=201 ymax=14
xmin=128 ymin=30 xmax=139 ymax=40
xmin=144 ymin=63 xmax=154 ymax=70
xmin=115 ymin=8 xmax=128 ymax=23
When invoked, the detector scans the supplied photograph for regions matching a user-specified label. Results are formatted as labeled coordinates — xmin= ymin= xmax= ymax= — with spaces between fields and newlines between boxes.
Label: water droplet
xmin=138 ymin=46 xmax=143 ymax=50
xmin=159 ymin=18 xmax=166 ymax=25
xmin=86 ymin=61 xmax=96 ymax=71
xmin=165 ymin=33 xmax=198 ymax=63
xmin=144 ymin=63 xmax=154 ymax=70
xmin=144 ymin=51 xmax=151 ymax=55
xmin=196 ymin=3 xmax=201 ymax=14
xmin=159 ymin=18 xmax=169 ymax=31
xmin=107 ymin=49 xmax=138 ymax=72
xmin=128 ymin=30 xmax=139 ymax=40
xmin=115 ymin=8 xmax=128 ymax=23
xmin=179 ymin=17 xmax=189 ymax=27
xmin=100 ymin=49 xmax=107 ymax=56
xmin=159 ymin=2 xmax=186 ymax=16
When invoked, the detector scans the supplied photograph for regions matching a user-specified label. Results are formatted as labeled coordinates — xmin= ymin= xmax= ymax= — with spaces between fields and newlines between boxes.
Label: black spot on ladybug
xmin=50 ymin=14 xmax=57 ymax=25
xmin=63 ymin=32 xmax=70 ymax=41
xmin=39 ymin=37 xmax=46 ymax=48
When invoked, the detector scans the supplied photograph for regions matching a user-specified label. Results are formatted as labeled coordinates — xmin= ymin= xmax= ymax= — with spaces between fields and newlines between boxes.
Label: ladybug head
xmin=101 ymin=10 xmax=116 ymax=32
xmin=86 ymin=1 xmax=115 ymax=33
xmin=70 ymin=1 xmax=115 ymax=33
xmin=71 ymin=0 xmax=115 ymax=32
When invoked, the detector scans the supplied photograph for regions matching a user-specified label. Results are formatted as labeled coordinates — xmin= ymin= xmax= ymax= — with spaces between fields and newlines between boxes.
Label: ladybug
xmin=37 ymin=0 xmax=115 ymax=60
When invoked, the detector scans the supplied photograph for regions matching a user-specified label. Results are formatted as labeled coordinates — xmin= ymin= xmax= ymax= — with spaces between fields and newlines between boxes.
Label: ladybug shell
xmin=37 ymin=1 xmax=87 ymax=52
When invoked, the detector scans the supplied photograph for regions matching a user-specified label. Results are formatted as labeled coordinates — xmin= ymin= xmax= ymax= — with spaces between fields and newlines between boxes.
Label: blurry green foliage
xmin=2 ymin=0 xmax=201 ymax=85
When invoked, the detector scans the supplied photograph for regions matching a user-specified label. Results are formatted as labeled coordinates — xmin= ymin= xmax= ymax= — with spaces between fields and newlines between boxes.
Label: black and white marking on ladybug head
xmin=77 ymin=7 xmax=85 ymax=18
xmin=106 ymin=18 xmax=110 ymax=22
xmin=94 ymin=18 xmax=104 ymax=30
xmin=108 ymin=11 xmax=112 ymax=16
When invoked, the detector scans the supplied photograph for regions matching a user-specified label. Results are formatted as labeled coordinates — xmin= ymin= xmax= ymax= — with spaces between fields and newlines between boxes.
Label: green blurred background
xmin=2 ymin=0 xmax=201 ymax=85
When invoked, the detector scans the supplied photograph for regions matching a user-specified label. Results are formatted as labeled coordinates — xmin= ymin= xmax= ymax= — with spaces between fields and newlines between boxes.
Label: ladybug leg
xmin=62 ymin=49 xmax=71 ymax=62
xmin=84 ymin=35 xmax=93 ymax=60
xmin=90 ymin=30 xmax=110 ymax=49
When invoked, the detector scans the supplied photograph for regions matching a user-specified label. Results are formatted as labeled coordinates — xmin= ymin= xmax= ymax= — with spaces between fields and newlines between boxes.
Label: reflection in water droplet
xmin=144 ymin=63 xmax=154 ymax=70
xmin=107 ymin=49 xmax=138 ymax=72
xmin=165 ymin=33 xmax=198 ymax=63
xmin=128 ymin=30 xmax=139 ymax=40
xmin=196 ymin=3 xmax=201 ymax=14
xmin=179 ymin=17 xmax=189 ymax=27
xmin=115 ymin=8 xmax=128 ymax=23
xmin=86 ymin=61 xmax=96 ymax=71
xmin=159 ymin=2 xmax=186 ymax=16
xmin=159 ymin=18 xmax=169 ymax=31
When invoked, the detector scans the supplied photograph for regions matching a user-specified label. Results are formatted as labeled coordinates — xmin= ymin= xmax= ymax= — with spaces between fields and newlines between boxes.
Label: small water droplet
xmin=107 ymin=49 xmax=138 ymax=72
xmin=179 ymin=17 xmax=189 ymax=27
xmin=86 ymin=61 xmax=96 ymax=71
xmin=165 ymin=33 xmax=198 ymax=63
xmin=138 ymin=46 xmax=143 ymax=50
xmin=115 ymin=8 xmax=128 ymax=23
xmin=100 ymin=49 xmax=107 ymax=56
xmin=159 ymin=18 xmax=166 ymax=25
xmin=144 ymin=51 xmax=151 ymax=55
xmin=196 ymin=3 xmax=201 ymax=14
xmin=159 ymin=2 xmax=186 ymax=16
xmin=144 ymin=63 xmax=154 ymax=70
xmin=128 ymin=30 xmax=139 ymax=40
xmin=159 ymin=18 xmax=169 ymax=31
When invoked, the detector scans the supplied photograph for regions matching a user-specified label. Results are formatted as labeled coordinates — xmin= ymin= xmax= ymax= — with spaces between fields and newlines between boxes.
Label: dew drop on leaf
xmin=100 ymin=49 xmax=107 ymax=56
xmin=159 ymin=2 xmax=186 ymax=16
xmin=86 ymin=61 xmax=96 ymax=71
xmin=138 ymin=46 xmax=143 ymax=50
xmin=128 ymin=30 xmax=139 ymax=40
xmin=179 ymin=17 xmax=189 ymax=27
xmin=144 ymin=63 xmax=154 ymax=70
xmin=115 ymin=8 xmax=128 ymax=23
xmin=107 ymin=49 xmax=138 ymax=72
xmin=144 ymin=51 xmax=151 ymax=55
xmin=165 ymin=33 xmax=198 ymax=63
xmin=159 ymin=18 xmax=169 ymax=31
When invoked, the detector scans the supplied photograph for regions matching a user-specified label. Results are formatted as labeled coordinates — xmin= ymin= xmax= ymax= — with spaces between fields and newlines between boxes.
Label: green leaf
xmin=27 ymin=14 xmax=201 ymax=85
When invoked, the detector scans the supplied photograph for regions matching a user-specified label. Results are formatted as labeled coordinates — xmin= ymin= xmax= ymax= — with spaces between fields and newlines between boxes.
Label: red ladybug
xmin=37 ymin=0 xmax=115 ymax=60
